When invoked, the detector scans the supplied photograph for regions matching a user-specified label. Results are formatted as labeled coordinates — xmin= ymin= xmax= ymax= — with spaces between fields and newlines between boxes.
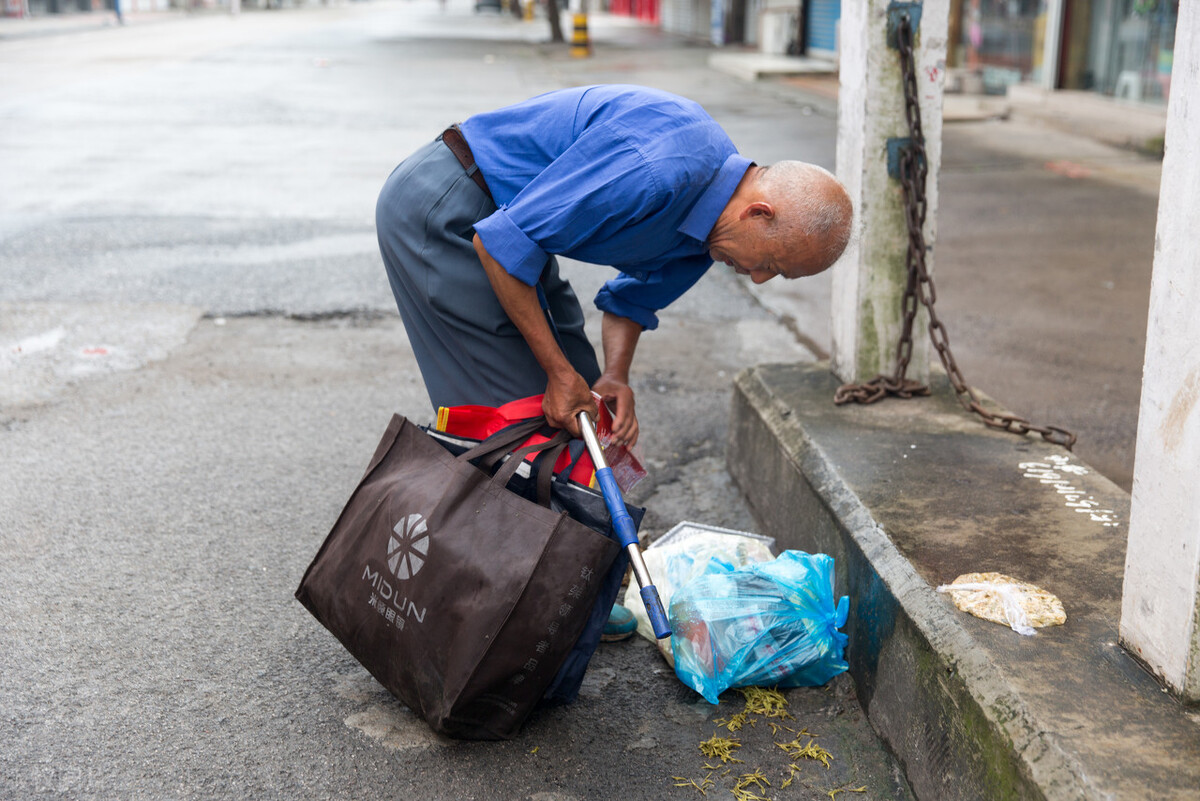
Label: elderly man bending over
xmin=376 ymin=83 xmax=852 ymax=643
xmin=378 ymin=84 xmax=852 ymax=453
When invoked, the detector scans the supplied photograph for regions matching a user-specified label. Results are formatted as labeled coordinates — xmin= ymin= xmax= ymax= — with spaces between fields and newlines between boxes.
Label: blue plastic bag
xmin=669 ymin=550 xmax=850 ymax=704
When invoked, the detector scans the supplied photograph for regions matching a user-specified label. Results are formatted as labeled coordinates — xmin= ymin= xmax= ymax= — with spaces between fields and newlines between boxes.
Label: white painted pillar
xmin=1119 ymin=0 xmax=1200 ymax=703
xmin=831 ymin=1 xmax=950 ymax=383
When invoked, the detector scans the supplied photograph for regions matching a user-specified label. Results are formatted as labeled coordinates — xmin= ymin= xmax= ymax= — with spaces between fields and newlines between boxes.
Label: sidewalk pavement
xmin=734 ymin=66 xmax=1163 ymax=495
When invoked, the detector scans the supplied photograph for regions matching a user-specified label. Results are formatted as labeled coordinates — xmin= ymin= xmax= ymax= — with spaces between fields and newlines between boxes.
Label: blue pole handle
xmin=578 ymin=411 xmax=672 ymax=639
xmin=596 ymin=466 xmax=672 ymax=637
xmin=595 ymin=467 xmax=638 ymax=549
xmin=641 ymin=585 xmax=671 ymax=640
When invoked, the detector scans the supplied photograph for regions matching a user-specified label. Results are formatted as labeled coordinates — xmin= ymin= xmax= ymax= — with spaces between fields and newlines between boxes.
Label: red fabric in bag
xmin=435 ymin=394 xmax=645 ymax=491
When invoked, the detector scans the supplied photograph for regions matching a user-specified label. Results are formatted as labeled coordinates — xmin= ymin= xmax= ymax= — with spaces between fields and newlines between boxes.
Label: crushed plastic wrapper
xmin=622 ymin=522 xmax=775 ymax=665
xmin=936 ymin=572 xmax=1066 ymax=636
xmin=668 ymin=550 xmax=850 ymax=704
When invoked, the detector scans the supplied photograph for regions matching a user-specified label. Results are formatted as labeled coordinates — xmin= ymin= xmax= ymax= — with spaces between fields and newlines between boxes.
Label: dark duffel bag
xmin=295 ymin=414 xmax=635 ymax=740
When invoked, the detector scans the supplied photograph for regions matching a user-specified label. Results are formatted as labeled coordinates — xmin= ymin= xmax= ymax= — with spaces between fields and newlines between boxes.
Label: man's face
xmin=708 ymin=228 xmax=828 ymax=284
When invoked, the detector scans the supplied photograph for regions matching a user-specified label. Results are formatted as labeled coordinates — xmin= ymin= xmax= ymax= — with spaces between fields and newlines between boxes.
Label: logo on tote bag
xmin=361 ymin=512 xmax=430 ymax=630
xmin=388 ymin=513 xmax=430 ymax=580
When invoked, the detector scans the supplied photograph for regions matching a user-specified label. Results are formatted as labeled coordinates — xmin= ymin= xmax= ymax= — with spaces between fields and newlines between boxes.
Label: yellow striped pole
xmin=523 ymin=0 xmax=533 ymax=21
xmin=570 ymin=13 xmax=591 ymax=58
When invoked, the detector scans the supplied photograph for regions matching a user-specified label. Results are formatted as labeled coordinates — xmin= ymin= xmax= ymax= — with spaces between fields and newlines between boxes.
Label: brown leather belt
xmin=441 ymin=125 xmax=493 ymax=201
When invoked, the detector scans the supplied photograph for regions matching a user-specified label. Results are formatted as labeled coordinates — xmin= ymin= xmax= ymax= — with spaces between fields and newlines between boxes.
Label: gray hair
xmin=758 ymin=161 xmax=853 ymax=268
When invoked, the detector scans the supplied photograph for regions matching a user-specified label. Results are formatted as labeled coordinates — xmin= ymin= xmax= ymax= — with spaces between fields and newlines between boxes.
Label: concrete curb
xmin=1004 ymin=85 xmax=1168 ymax=155
xmin=727 ymin=362 xmax=1200 ymax=801
xmin=728 ymin=366 xmax=1074 ymax=799
xmin=708 ymin=52 xmax=836 ymax=82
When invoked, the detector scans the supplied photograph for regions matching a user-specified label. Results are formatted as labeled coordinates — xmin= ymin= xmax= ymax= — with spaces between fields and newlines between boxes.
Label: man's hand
xmin=592 ymin=374 xmax=638 ymax=447
xmin=544 ymin=368 xmax=598 ymax=436
xmin=596 ymin=312 xmax=643 ymax=447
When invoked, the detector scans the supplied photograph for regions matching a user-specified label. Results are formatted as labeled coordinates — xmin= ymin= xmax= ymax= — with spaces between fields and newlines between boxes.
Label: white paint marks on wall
xmin=1019 ymin=454 xmax=1120 ymax=528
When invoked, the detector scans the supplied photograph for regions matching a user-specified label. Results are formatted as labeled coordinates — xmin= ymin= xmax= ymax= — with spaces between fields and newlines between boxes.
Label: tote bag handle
xmin=455 ymin=416 xmax=572 ymax=509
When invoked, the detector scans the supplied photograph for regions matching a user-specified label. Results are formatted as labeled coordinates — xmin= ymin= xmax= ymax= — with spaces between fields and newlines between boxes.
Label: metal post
xmin=1119 ymin=0 xmax=1200 ymax=702
xmin=570 ymin=11 xmax=591 ymax=57
xmin=831 ymin=1 xmax=950 ymax=384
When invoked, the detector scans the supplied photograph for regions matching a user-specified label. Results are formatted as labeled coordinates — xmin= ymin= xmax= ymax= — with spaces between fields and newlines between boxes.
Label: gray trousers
xmin=376 ymin=138 xmax=601 ymax=413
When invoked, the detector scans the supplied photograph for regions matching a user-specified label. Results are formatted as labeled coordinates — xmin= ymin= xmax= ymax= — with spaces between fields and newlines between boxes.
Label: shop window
xmin=961 ymin=0 xmax=1049 ymax=94
xmin=1085 ymin=0 xmax=1177 ymax=104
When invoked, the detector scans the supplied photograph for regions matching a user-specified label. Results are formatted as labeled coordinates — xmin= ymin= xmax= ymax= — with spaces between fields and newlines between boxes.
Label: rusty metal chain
xmin=833 ymin=13 xmax=1076 ymax=451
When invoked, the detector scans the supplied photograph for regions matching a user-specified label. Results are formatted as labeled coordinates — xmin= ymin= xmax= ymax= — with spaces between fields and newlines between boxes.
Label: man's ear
xmin=739 ymin=201 xmax=775 ymax=221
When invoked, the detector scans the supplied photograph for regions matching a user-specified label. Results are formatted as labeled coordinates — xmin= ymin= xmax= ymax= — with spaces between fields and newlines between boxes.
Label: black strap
xmin=450 ymin=410 xmax=580 ymax=508
xmin=563 ymin=439 xmax=587 ymax=482
xmin=491 ymin=430 xmax=572 ymax=500
xmin=533 ymin=436 xmax=571 ymax=507
xmin=456 ymin=417 xmax=546 ymax=465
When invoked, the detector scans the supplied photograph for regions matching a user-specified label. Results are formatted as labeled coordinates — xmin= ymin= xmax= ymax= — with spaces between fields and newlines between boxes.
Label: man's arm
xmin=592 ymin=312 xmax=641 ymax=447
xmin=473 ymin=233 xmax=596 ymax=436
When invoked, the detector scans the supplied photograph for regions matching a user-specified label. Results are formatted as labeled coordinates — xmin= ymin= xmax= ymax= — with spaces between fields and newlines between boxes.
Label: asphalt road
xmin=0 ymin=0 xmax=1161 ymax=797
xmin=0 ymin=3 xmax=910 ymax=799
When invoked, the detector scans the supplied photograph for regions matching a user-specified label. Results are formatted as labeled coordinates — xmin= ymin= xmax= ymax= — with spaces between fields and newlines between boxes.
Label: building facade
xmin=635 ymin=0 xmax=839 ymax=51
xmin=952 ymin=0 xmax=1179 ymax=105
xmin=608 ymin=0 xmax=1177 ymax=109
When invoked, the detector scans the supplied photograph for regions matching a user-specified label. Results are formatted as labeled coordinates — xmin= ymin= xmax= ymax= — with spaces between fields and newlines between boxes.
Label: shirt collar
xmin=678 ymin=153 xmax=753 ymax=243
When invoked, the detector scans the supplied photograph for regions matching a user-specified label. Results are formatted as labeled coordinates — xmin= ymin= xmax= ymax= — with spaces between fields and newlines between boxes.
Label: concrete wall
xmin=832 ymin=1 xmax=948 ymax=383
xmin=1120 ymin=0 xmax=1200 ymax=702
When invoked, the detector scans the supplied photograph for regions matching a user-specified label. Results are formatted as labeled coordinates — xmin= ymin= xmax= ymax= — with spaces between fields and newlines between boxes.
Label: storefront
xmin=607 ymin=0 xmax=659 ymax=24
xmin=657 ymin=0 xmax=709 ymax=41
xmin=953 ymin=0 xmax=1052 ymax=92
xmin=804 ymin=0 xmax=839 ymax=57
xmin=950 ymin=0 xmax=1178 ymax=106
xmin=1068 ymin=0 xmax=1178 ymax=104
xmin=655 ymin=0 xmax=836 ymax=52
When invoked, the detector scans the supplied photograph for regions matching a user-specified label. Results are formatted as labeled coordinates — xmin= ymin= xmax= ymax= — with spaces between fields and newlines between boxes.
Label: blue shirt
xmin=461 ymin=85 xmax=751 ymax=330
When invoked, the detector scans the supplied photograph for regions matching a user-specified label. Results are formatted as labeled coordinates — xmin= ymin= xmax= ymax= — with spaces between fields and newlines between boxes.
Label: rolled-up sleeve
xmin=594 ymin=254 xmax=712 ymax=330
xmin=471 ymin=208 xmax=548 ymax=285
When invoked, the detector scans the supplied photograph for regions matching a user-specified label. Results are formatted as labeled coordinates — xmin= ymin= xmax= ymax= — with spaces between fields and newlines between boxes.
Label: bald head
xmin=756 ymin=161 xmax=853 ymax=272
xmin=706 ymin=161 xmax=854 ymax=283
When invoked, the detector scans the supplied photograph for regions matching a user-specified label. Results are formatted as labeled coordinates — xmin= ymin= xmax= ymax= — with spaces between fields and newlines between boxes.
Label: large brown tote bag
xmin=295 ymin=414 xmax=620 ymax=740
